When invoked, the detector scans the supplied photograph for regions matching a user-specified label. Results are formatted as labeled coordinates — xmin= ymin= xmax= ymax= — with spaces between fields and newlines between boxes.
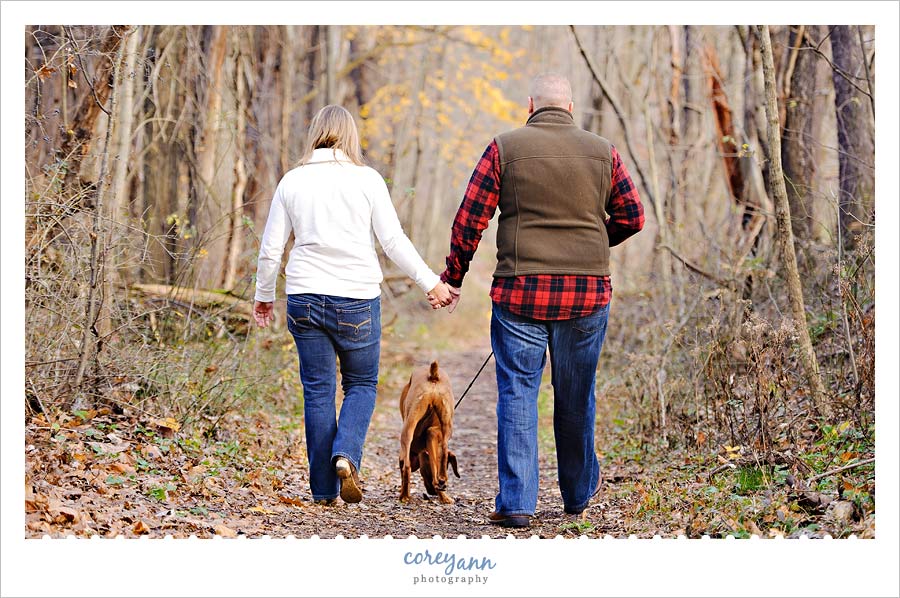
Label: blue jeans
xmin=286 ymin=293 xmax=381 ymax=501
xmin=490 ymin=302 xmax=610 ymax=516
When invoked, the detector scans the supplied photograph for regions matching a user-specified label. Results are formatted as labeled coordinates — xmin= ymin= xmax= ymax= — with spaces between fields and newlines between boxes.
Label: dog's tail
xmin=428 ymin=361 xmax=440 ymax=383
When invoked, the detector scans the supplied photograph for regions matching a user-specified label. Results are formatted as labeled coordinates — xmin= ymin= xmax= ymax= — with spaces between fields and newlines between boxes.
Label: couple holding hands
xmin=253 ymin=74 xmax=644 ymax=528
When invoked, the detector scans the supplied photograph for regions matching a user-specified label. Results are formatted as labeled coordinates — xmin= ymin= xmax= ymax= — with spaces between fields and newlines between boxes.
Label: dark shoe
xmin=564 ymin=477 xmax=602 ymax=515
xmin=335 ymin=457 xmax=362 ymax=504
xmin=488 ymin=511 xmax=531 ymax=529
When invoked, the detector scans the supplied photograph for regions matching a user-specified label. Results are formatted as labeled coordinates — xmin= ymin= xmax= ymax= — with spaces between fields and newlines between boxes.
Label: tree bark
xmin=781 ymin=26 xmax=821 ymax=241
xmin=62 ymin=26 xmax=131 ymax=193
xmin=667 ymin=25 xmax=684 ymax=145
xmin=280 ymin=26 xmax=295 ymax=175
xmin=72 ymin=26 xmax=131 ymax=404
xmin=194 ymin=25 xmax=229 ymax=286
xmin=100 ymin=25 xmax=141 ymax=337
xmin=222 ymin=32 xmax=248 ymax=292
xmin=758 ymin=25 xmax=830 ymax=418
xmin=830 ymin=25 xmax=875 ymax=245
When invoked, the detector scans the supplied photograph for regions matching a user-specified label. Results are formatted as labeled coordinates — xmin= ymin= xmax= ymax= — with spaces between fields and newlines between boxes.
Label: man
xmin=440 ymin=74 xmax=644 ymax=528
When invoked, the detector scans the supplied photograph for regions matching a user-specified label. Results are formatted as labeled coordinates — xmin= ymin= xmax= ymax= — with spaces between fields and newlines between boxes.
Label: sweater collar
xmin=308 ymin=147 xmax=351 ymax=163
xmin=526 ymin=106 xmax=575 ymax=126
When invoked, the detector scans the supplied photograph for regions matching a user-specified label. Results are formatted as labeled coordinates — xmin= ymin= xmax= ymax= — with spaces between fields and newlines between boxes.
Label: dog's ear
xmin=448 ymin=451 xmax=460 ymax=477
xmin=410 ymin=452 xmax=420 ymax=472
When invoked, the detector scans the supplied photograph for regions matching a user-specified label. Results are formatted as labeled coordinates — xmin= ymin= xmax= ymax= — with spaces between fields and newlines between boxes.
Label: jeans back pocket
xmin=336 ymin=304 xmax=372 ymax=341
xmin=286 ymin=303 xmax=312 ymax=335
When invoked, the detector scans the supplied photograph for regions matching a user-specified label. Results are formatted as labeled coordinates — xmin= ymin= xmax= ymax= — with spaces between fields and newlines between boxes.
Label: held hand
xmin=446 ymin=285 xmax=461 ymax=313
xmin=426 ymin=282 xmax=453 ymax=310
xmin=253 ymin=301 xmax=274 ymax=328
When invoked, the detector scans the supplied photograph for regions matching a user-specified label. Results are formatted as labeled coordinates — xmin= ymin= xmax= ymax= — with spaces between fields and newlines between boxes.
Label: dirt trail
xmin=276 ymin=348 xmax=633 ymax=538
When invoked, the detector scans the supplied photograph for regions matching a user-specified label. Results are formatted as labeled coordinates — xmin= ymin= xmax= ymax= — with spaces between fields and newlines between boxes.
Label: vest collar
xmin=526 ymin=106 xmax=575 ymax=126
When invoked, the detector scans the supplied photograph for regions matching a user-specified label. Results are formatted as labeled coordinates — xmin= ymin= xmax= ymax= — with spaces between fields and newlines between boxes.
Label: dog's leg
xmin=436 ymin=490 xmax=454 ymax=505
xmin=398 ymin=419 xmax=416 ymax=502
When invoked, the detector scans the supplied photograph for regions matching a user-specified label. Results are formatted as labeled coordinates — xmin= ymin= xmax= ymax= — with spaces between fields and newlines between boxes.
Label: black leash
xmin=454 ymin=351 xmax=494 ymax=410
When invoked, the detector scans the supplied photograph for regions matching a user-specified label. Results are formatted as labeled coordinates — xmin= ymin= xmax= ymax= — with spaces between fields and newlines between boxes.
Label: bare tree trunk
xmin=830 ymin=25 xmax=875 ymax=246
xmin=280 ymin=26 xmax=295 ymax=175
xmin=781 ymin=25 xmax=821 ymax=242
xmin=97 ymin=26 xmax=141 ymax=339
xmin=61 ymin=26 xmax=131 ymax=193
xmin=682 ymin=25 xmax=700 ymax=143
xmin=325 ymin=25 xmax=340 ymax=104
xmin=645 ymin=104 xmax=673 ymax=305
xmin=72 ymin=26 xmax=131 ymax=404
xmin=194 ymin=25 xmax=229 ymax=287
xmin=223 ymin=32 xmax=248 ymax=291
xmin=667 ymin=25 xmax=684 ymax=145
xmin=758 ymin=25 xmax=830 ymax=418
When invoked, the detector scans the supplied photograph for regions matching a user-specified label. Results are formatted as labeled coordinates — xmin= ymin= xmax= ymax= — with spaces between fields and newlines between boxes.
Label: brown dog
xmin=398 ymin=361 xmax=459 ymax=504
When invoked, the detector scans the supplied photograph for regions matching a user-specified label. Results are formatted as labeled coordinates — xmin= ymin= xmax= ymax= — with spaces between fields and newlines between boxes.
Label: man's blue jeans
xmin=490 ymin=302 xmax=610 ymax=516
xmin=286 ymin=293 xmax=381 ymax=501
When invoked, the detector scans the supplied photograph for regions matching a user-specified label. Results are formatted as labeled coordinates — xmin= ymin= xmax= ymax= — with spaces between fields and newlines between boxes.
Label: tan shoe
xmin=335 ymin=457 xmax=362 ymax=504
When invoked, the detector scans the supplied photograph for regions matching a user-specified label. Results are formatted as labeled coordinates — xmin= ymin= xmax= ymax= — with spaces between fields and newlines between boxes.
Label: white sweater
xmin=254 ymin=148 xmax=440 ymax=302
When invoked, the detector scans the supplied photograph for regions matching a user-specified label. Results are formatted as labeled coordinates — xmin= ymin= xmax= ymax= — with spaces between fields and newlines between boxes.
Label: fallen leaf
xmin=185 ymin=464 xmax=206 ymax=483
xmin=133 ymin=520 xmax=150 ymax=535
xmin=49 ymin=499 xmax=79 ymax=525
xmin=214 ymin=524 xmax=237 ymax=538
xmin=745 ymin=519 xmax=763 ymax=537
xmin=840 ymin=451 xmax=858 ymax=463
xmin=154 ymin=417 xmax=180 ymax=438
xmin=830 ymin=501 xmax=855 ymax=524
xmin=249 ymin=505 xmax=277 ymax=515
xmin=110 ymin=462 xmax=136 ymax=476
xmin=277 ymin=495 xmax=304 ymax=507
xmin=88 ymin=441 xmax=131 ymax=455
xmin=142 ymin=444 xmax=163 ymax=460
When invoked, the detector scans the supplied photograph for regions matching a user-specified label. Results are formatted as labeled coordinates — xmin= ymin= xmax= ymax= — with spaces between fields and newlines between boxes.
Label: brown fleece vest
xmin=493 ymin=106 xmax=612 ymax=277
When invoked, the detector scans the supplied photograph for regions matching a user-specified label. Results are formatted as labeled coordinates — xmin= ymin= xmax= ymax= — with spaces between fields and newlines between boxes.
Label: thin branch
xmin=806 ymin=27 xmax=874 ymax=101
xmin=856 ymin=25 xmax=875 ymax=118
xmin=807 ymin=457 xmax=875 ymax=484
xmin=660 ymin=244 xmax=733 ymax=288
xmin=65 ymin=26 xmax=112 ymax=117
xmin=569 ymin=25 xmax=657 ymax=212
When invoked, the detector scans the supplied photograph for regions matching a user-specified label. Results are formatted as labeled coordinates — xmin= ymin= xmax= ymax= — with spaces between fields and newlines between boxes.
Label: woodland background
xmin=22 ymin=24 xmax=877 ymax=540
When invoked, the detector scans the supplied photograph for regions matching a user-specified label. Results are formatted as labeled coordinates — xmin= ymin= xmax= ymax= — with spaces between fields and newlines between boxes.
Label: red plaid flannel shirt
xmin=440 ymin=140 xmax=644 ymax=320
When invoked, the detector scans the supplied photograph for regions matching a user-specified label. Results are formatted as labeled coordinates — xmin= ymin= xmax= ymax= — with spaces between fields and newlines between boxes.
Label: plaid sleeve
xmin=605 ymin=145 xmax=645 ymax=247
xmin=440 ymin=141 xmax=501 ymax=288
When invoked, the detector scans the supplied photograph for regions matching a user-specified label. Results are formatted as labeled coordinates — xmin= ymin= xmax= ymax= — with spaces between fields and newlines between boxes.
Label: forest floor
xmin=24 ymin=264 xmax=877 ymax=540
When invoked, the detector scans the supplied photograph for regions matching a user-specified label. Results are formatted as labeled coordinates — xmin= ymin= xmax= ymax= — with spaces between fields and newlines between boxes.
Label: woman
xmin=253 ymin=105 xmax=451 ymax=505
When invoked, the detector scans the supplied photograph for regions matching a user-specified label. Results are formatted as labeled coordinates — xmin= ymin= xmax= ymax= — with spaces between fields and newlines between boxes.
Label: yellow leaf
xmin=214 ymin=524 xmax=237 ymax=538
xmin=133 ymin=520 xmax=150 ymax=535
xmin=154 ymin=417 xmax=180 ymax=438
xmin=249 ymin=505 xmax=277 ymax=515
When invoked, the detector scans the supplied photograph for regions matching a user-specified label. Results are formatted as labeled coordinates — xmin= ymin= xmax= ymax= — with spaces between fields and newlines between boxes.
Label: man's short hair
xmin=530 ymin=74 xmax=573 ymax=109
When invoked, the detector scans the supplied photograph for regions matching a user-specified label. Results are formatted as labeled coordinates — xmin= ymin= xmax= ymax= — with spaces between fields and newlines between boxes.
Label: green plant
xmin=733 ymin=466 xmax=767 ymax=494
xmin=148 ymin=482 xmax=177 ymax=502
xmin=559 ymin=520 xmax=595 ymax=534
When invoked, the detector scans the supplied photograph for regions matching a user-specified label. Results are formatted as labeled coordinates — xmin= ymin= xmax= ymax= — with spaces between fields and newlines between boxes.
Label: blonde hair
xmin=297 ymin=105 xmax=365 ymax=166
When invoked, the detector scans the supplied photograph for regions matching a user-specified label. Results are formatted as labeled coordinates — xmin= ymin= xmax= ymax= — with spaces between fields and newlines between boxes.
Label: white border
xmin=3 ymin=2 xmax=898 ymax=597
